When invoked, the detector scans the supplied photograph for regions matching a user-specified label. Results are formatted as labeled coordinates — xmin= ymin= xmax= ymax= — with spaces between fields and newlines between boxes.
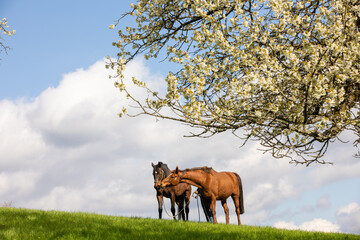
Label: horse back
xmin=213 ymin=171 xmax=239 ymax=197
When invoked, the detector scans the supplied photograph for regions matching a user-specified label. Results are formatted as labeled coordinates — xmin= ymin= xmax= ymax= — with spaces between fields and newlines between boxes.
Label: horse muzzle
xmin=154 ymin=182 xmax=161 ymax=190
xmin=160 ymin=182 xmax=170 ymax=188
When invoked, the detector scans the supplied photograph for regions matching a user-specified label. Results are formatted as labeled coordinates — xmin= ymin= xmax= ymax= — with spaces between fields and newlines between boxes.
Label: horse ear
xmin=175 ymin=166 xmax=179 ymax=173
xmin=151 ymin=162 xmax=155 ymax=167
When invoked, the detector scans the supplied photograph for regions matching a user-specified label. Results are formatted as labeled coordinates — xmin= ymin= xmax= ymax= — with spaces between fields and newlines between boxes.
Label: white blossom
xmin=111 ymin=0 xmax=360 ymax=165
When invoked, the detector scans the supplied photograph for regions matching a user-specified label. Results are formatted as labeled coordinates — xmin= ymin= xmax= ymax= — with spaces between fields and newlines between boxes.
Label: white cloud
xmin=274 ymin=221 xmax=299 ymax=230
xmin=0 ymin=100 xmax=46 ymax=168
xmin=24 ymin=180 xmax=154 ymax=216
xmin=0 ymin=171 xmax=40 ymax=200
xmin=274 ymin=218 xmax=340 ymax=233
xmin=299 ymin=218 xmax=340 ymax=233
xmin=27 ymin=61 xmax=123 ymax=148
xmin=304 ymin=133 xmax=360 ymax=188
xmin=336 ymin=202 xmax=360 ymax=234
xmin=0 ymin=57 xmax=360 ymax=234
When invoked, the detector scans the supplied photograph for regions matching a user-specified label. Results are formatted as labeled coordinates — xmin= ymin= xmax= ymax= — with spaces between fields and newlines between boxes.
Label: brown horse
xmin=152 ymin=162 xmax=191 ymax=220
xmin=161 ymin=166 xmax=244 ymax=224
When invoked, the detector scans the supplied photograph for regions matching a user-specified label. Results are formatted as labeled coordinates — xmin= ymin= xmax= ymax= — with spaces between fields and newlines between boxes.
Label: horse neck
xmin=160 ymin=165 xmax=171 ymax=179
xmin=181 ymin=170 xmax=208 ymax=189
xmin=163 ymin=169 xmax=171 ymax=179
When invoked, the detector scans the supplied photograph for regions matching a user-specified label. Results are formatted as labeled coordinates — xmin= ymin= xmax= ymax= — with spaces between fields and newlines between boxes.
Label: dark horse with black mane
xmin=161 ymin=166 xmax=244 ymax=224
xmin=151 ymin=162 xmax=191 ymax=220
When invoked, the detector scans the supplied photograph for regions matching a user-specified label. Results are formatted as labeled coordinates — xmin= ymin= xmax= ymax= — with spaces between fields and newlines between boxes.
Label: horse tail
xmin=234 ymin=172 xmax=245 ymax=214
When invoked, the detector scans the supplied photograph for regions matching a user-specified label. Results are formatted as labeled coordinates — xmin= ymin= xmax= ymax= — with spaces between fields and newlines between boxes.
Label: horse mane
xmin=183 ymin=166 xmax=214 ymax=174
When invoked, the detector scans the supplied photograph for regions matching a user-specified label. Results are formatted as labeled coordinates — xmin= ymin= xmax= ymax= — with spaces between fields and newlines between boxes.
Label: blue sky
xmin=1 ymin=0 xmax=360 ymax=234
xmin=1 ymin=0 xmax=134 ymax=98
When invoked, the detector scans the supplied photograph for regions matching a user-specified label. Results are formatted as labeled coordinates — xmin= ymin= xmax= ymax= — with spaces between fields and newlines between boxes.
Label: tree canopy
xmin=0 ymin=18 xmax=15 ymax=57
xmin=109 ymin=0 xmax=360 ymax=165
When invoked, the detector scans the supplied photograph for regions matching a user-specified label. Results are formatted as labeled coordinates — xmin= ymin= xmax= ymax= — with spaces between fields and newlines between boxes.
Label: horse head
xmin=161 ymin=166 xmax=182 ymax=187
xmin=152 ymin=162 xmax=167 ymax=190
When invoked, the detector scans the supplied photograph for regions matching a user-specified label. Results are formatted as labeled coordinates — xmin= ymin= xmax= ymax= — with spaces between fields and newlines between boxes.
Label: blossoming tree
xmin=109 ymin=0 xmax=360 ymax=165
xmin=0 ymin=18 xmax=15 ymax=57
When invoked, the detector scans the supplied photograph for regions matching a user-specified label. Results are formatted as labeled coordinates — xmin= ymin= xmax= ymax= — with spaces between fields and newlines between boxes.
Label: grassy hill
xmin=0 ymin=207 xmax=358 ymax=240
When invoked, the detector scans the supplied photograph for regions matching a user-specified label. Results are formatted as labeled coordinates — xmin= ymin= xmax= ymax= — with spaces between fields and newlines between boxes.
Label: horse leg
xmin=156 ymin=194 xmax=163 ymax=219
xmin=231 ymin=195 xmax=242 ymax=225
xmin=185 ymin=190 xmax=191 ymax=221
xmin=221 ymin=199 xmax=230 ymax=224
xmin=200 ymin=195 xmax=212 ymax=222
xmin=210 ymin=196 xmax=218 ymax=224
xmin=170 ymin=194 xmax=176 ymax=220
xmin=181 ymin=199 xmax=186 ymax=220
xmin=177 ymin=198 xmax=185 ymax=220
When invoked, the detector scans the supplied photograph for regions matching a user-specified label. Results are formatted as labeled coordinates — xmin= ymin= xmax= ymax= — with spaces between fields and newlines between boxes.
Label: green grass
xmin=0 ymin=208 xmax=358 ymax=240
